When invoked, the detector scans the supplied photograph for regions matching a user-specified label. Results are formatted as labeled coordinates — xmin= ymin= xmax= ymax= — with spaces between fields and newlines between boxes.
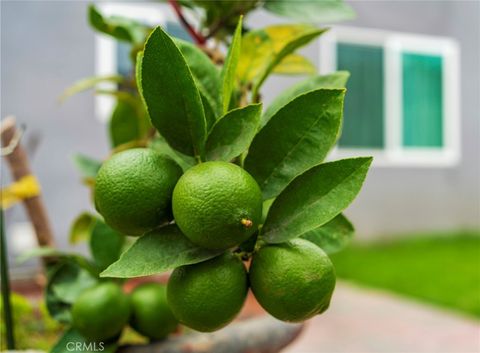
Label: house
xmin=1 ymin=1 xmax=478 ymax=275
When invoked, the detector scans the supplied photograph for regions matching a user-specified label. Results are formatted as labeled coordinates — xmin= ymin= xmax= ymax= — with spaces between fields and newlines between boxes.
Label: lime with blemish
xmin=172 ymin=161 xmax=262 ymax=250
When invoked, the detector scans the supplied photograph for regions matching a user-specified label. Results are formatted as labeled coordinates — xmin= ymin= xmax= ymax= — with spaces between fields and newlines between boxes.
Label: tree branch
xmin=168 ymin=0 xmax=206 ymax=45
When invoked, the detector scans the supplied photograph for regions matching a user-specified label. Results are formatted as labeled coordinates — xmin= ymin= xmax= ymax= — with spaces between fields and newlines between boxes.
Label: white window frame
xmin=319 ymin=26 xmax=461 ymax=168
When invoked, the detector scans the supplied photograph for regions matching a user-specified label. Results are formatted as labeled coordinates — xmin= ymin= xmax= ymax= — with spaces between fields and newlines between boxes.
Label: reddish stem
xmin=168 ymin=0 xmax=206 ymax=45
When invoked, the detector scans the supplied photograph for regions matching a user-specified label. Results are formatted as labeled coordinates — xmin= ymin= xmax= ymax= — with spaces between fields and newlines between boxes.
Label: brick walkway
xmin=284 ymin=282 xmax=480 ymax=353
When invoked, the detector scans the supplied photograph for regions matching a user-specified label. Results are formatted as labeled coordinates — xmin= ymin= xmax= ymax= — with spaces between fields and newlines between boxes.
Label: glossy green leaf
xmin=46 ymin=260 xmax=98 ymax=324
xmin=69 ymin=212 xmax=97 ymax=244
xmin=148 ymin=136 xmax=196 ymax=172
xmin=237 ymin=24 xmax=326 ymax=97
xmin=71 ymin=154 xmax=102 ymax=179
xmin=262 ymin=71 xmax=350 ymax=128
xmin=272 ymin=53 xmax=317 ymax=75
xmin=141 ymin=27 xmax=206 ymax=157
xmin=88 ymin=4 xmax=149 ymax=43
xmin=51 ymin=328 xmax=117 ymax=353
xmin=90 ymin=220 xmax=125 ymax=271
xmin=201 ymin=92 xmax=218 ymax=131
xmin=262 ymin=157 xmax=372 ymax=244
xmin=109 ymin=99 xmax=143 ymax=147
xmin=205 ymin=104 xmax=261 ymax=161
xmin=176 ymin=39 xmax=222 ymax=116
xmin=101 ymin=225 xmax=222 ymax=278
xmin=221 ymin=17 xmax=242 ymax=113
xmin=245 ymin=89 xmax=345 ymax=199
xmin=301 ymin=213 xmax=354 ymax=254
xmin=263 ymin=0 xmax=355 ymax=23
xmin=59 ymin=75 xmax=124 ymax=103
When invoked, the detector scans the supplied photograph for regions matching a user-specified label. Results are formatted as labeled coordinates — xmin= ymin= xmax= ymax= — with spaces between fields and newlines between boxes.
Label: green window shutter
xmin=402 ymin=53 xmax=443 ymax=147
xmin=337 ymin=43 xmax=384 ymax=148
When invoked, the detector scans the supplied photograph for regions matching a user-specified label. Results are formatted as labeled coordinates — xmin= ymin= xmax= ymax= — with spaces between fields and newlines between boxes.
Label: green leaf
xmin=245 ymin=89 xmax=345 ymax=199
xmin=59 ymin=75 xmax=124 ymax=102
xmin=262 ymin=71 xmax=350 ymax=128
xmin=50 ymin=265 xmax=97 ymax=304
xmin=141 ymin=27 xmax=206 ymax=157
xmin=148 ymin=135 xmax=196 ymax=172
xmin=221 ymin=17 xmax=242 ymax=113
xmin=201 ymin=92 xmax=218 ymax=132
xmin=237 ymin=24 xmax=327 ymax=97
xmin=205 ymin=104 xmax=261 ymax=161
xmin=101 ymin=225 xmax=222 ymax=278
xmin=176 ymin=39 xmax=222 ymax=117
xmin=51 ymin=328 xmax=117 ymax=353
xmin=46 ymin=260 xmax=98 ymax=324
xmin=136 ymin=51 xmax=144 ymax=100
xmin=261 ymin=157 xmax=372 ymax=244
xmin=272 ymin=53 xmax=317 ymax=75
xmin=88 ymin=4 xmax=149 ymax=43
xmin=17 ymin=247 xmax=65 ymax=263
xmin=72 ymin=154 xmax=102 ymax=179
xmin=18 ymin=247 xmax=99 ymax=276
xmin=69 ymin=212 xmax=97 ymax=244
xmin=301 ymin=213 xmax=354 ymax=254
xmin=263 ymin=0 xmax=355 ymax=23
xmin=109 ymin=99 xmax=146 ymax=147
xmin=89 ymin=220 xmax=125 ymax=271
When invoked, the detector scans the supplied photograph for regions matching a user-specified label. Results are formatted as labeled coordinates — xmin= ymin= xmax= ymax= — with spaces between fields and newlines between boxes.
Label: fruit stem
xmin=241 ymin=218 xmax=253 ymax=228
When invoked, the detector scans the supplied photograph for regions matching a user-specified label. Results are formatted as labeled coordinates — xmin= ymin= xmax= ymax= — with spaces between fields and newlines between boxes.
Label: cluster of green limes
xmin=93 ymin=148 xmax=336 ymax=334
xmin=72 ymin=282 xmax=178 ymax=342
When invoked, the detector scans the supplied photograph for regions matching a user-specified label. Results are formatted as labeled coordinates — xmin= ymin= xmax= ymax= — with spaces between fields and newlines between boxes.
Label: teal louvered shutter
xmin=337 ymin=43 xmax=384 ymax=148
xmin=402 ymin=53 xmax=443 ymax=147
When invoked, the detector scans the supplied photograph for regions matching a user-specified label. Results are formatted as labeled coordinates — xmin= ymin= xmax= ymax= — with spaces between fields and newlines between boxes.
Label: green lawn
xmin=330 ymin=230 xmax=480 ymax=319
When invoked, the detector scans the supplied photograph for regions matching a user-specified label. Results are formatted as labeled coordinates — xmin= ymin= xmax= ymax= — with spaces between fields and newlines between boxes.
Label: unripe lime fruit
xmin=167 ymin=253 xmax=248 ymax=332
xmin=94 ymin=148 xmax=182 ymax=235
xmin=129 ymin=282 xmax=178 ymax=340
xmin=249 ymin=238 xmax=336 ymax=322
xmin=172 ymin=161 xmax=262 ymax=250
xmin=72 ymin=282 xmax=130 ymax=341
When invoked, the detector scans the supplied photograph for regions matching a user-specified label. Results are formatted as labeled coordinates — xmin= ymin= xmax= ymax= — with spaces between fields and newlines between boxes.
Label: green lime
xmin=172 ymin=161 xmax=262 ymax=250
xmin=71 ymin=282 xmax=130 ymax=341
xmin=129 ymin=282 xmax=178 ymax=340
xmin=249 ymin=238 xmax=336 ymax=322
xmin=167 ymin=253 xmax=248 ymax=332
xmin=94 ymin=148 xmax=182 ymax=235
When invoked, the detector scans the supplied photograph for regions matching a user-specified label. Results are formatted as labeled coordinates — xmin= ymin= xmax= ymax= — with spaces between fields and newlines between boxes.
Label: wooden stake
xmin=1 ymin=116 xmax=56 ymax=265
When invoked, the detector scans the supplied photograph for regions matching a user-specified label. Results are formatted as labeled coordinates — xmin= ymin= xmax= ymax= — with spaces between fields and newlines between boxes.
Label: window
xmin=319 ymin=27 xmax=460 ymax=167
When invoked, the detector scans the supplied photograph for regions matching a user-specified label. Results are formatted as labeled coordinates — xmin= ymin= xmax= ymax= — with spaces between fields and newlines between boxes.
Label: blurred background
xmin=1 ymin=1 xmax=479 ymax=352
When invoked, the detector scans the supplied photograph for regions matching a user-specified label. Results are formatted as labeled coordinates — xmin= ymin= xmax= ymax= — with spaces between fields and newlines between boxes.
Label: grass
xmin=330 ymin=230 xmax=480 ymax=319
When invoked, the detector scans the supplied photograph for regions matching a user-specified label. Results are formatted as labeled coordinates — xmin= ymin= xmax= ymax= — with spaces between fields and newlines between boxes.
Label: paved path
xmin=284 ymin=282 xmax=480 ymax=353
